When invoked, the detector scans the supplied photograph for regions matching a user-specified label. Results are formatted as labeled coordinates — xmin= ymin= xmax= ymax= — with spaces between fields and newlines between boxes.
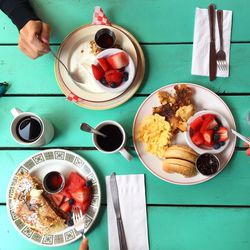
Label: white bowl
xmin=185 ymin=110 xmax=231 ymax=154
xmin=94 ymin=48 xmax=135 ymax=93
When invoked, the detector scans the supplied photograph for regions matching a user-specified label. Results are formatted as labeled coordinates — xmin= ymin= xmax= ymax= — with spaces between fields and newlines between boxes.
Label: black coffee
xmin=96 ymin=124 xmax=123 ymax=152
xmin=16 ymin=116 xmax=42 ymax=142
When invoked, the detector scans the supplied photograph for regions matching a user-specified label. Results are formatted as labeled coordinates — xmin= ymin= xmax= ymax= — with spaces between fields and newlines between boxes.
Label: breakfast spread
xmin=11 ymin=172 xmax=66 ymax=235
xmin=189 ymin=113 xmax=229 ymax=150
xmin=163 ymin=145 xmax=198 ymax=177
xmin=136 ymin=84 xmax=198 ymax=177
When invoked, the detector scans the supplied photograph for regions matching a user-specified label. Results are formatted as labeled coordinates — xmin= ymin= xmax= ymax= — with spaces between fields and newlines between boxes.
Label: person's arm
xmin=0 ymin=0 xmax=51 ymax=59
xmin=0 ymin=0 xmax=39 ymax=30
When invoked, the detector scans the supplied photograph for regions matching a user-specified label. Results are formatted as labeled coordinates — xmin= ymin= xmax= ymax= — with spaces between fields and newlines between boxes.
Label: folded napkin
xmin=67 ymin=6 xmax=110 ymax=103
xmin=106 ymin=174 xmax=149 ymax=250
xmin=191 ymin=8 xmax=233 ymax=77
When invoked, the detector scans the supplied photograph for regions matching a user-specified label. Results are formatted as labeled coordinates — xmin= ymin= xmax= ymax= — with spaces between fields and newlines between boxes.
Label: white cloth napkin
xmin=192 ymin=8 xmax=233 ymax=77
xmin=106 ymin=174 xmax=149 ymax=250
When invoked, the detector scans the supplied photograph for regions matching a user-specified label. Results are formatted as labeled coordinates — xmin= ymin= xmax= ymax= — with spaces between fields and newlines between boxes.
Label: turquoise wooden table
xmin=1 ymin=0 xmax=250 ymax=249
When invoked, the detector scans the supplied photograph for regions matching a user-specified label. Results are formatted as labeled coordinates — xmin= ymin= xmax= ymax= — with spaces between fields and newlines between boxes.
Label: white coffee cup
xmin=10 ymin=108 xmax=54 ymax=146
xmin=92 ymin=120 xmax=132 ymax=161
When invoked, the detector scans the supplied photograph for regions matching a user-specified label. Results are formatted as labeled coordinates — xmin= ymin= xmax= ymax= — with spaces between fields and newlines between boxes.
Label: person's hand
xmin=244 ymin=141 xmax=250 ymax=156
xmin=18 ymin=20 xmax=51 ymax=59
xmin=79 ymin=237 xmax=89 ymax=250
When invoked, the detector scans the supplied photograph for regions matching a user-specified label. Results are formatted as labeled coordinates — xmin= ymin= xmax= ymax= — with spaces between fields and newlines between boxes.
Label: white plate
xmin=6 ymin=149 xmax=101 ymax=246
xmin=133 ymin=83 xmax=236 ymax=185
xmin=95 ymin=48 xmax=136 ymax=93
xmin=55 ymin=24 xmax=137 ymax=102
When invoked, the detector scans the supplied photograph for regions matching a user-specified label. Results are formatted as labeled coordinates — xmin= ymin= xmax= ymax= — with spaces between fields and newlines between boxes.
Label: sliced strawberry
xmin=203 ymin=130 xmax=214 ymax=146
xmin=51 ymin=193 xmax=64 ymax=206
xmin=202 ymin=114 xmax=216 ymax=120
xmin=191 ymin=132 xmax=204 ymax=146
xmin=71 ymin=186 xmax=91 ymax=204
xmin=106 ymin=52 xmax=129 ymax=69
xmin=91 ymin=64 xmax=104 ymax=80
xmin=72 ymin=200 xmax=91 ymax=214
xmin=203 ymin=140 xmax=214 ymax=147
xmin=200 ymin=116 xmax=216 ymax=134
xmin=217 ymin=127 xmax=229 ymax=142
xmin=60 ymin=201 xmax=71 ymax=213
xmin=97 ymin=58 xmax=110 ymax=72
xmin=66 ymin=172 xmax=86 ymax=193
xmin=105 ymin=69 xmax=123 ymax=84
xmin=190 ymin=116 xmax=204 ymax=132
xmin=61 ymin=188 xmax=72 ymax=199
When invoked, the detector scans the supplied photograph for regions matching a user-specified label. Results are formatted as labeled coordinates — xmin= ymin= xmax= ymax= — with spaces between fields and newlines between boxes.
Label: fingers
xmin=40 ymin=23 xmax=51 ymax=44
xmin=18 ymin=20 xmax=51 ymax=59
xmin=246 ymin=148 xmax=250 ymax=156
xmin=79 ymin=237 xmax=89 ymax=250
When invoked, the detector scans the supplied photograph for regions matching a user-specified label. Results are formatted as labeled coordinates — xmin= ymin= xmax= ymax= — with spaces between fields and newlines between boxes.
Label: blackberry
xmin=213 ymin=133 xmax=220 ymax=142
xmin=100 ymin=77 xmax=107 ymax=86
xmin=122 ymin=72 xmax=129 ymax=81
xmin=67 ymin=218 xmax=74 ymax=227
xmin=110 ymin=82 xmax=117 ymax=88
xmin=213 ymin=125 xmax=219 ymax=131
xmin=68 ymin=198 xmax=75 ymax=205
xmin=86 ymin=179 xmax=93 ymax=187
xmin=219 ymin=141 xmax=225 ymax=146
xmin=213 ymin=143 xmax=221 ymax=150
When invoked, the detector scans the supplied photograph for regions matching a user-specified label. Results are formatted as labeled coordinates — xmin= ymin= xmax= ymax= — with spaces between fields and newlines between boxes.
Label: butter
xmin=30 ymin=189 xmax=43 ymax=198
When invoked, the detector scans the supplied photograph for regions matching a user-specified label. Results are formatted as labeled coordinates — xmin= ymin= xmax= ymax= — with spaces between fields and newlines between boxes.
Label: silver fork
xmin=72 ymin=207 xmax=86 ymax=236
xmin=216 ymin=10 xmax=227 ymax=71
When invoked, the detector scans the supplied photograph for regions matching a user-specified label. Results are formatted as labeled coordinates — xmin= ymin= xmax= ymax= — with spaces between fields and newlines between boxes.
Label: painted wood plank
xmin=0 ymin=96 xmax=248 ymax=147
xmin=1 ymin=44 xmax=250 ymax=94
xmin=1 ymin=150 xmax=250 ymax=205
xmin=1 ymin=205 xmax=250 ymax=250
xmin=0 ymin=0 xmax=250 ymax=43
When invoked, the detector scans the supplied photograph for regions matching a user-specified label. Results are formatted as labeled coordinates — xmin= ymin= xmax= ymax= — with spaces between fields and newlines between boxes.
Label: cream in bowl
xmin=185 ymin=110 xmax=230 ymax=154
xmin=91 ymin=48 xmax=135 ymax=93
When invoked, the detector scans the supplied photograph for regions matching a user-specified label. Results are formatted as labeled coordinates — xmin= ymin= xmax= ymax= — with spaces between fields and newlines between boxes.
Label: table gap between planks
xmin=0 ymin=1 xmax=250 ymax=249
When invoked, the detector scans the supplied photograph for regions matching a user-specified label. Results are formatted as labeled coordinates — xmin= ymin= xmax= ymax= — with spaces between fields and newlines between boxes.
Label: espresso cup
xmin=92 ymin=120 xmax=132 ymax=161
xmin=10 ymin=108 xmax=54 ymax=146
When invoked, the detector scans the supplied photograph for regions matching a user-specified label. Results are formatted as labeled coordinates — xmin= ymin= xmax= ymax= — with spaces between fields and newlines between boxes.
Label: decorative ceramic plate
xmin=6 ymin=149 xmax=101 ymax=247
xmin=55 ymin=24 xmax=145 ymax=110
xmin=133 ymin=83 xmax=236 ymax=185
xmin=55 ymin=24 xmax=137 ymax=102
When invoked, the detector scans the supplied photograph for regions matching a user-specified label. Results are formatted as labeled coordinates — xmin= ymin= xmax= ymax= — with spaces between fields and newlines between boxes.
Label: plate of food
xmin=55 ymin=24 xmax=137 ymax=103
xmin=133 ymin=83 xmax=236 ymax=185
xmin=6 ymin=149 xmax=101 ymax=246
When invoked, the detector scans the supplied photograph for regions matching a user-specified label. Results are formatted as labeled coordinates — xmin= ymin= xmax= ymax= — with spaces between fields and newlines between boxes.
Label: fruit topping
xmin=189 ymin=113 xmax=229 ymax=150
xmin=97 ymin=57 xmax=110 ymax=72
xmin=106 ymin=51 xmax=129 ymax=69
xmin=191 ymin=132 xmax=204 ymax=146
xmin=71 ymin=186 xmax=91 ymax=204
xmin=51 ymin=193 xmax=64 ymax=207
xmin=217 ymin=126 xmax=229 ymax=142
xmin=91 ymin=64 xmax=104 ymax=80
xmin=66 ymin=172 xmax=86 ymax=193
xmin=60 ymin=201 xmax=72 ymax=213
xmin=105 ymin=69 xmax=123 ymax=84
xmin=122 ymin=72 xmax=129 ymax=81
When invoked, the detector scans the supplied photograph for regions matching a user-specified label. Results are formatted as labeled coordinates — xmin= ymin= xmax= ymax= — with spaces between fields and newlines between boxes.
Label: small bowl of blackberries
xmin=185 ymin=110 xmax=230 ymax=154
xmin=91 ymin=48 xmax=136 ymax=93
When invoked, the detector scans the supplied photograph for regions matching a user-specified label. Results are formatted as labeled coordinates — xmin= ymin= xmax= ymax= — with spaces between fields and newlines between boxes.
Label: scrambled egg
xmin=136 ymin=114 xmax=172 ymax=158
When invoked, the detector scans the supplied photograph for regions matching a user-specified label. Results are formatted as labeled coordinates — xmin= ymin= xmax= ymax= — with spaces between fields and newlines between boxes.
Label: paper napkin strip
xmin=106 ymin=174 xmax=149 ymax=250
xmin=192 ymin=8 xmax=232 ymax=77
xmin=92 ymin=6 xmax=111 ymax=26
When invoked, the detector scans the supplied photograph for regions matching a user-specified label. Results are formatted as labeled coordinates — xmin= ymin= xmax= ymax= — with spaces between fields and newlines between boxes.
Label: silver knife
xmin=110 ymin=173 xmax=128 ymax=250
xmin=208 ymin=4 xmax=217 ymax=81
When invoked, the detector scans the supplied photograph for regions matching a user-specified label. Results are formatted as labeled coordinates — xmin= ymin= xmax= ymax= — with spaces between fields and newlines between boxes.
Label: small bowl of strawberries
xmin=91 ymin=48 xmax=135 ymax=93
xmin=185 ymin=110 xmax=230 ymax=154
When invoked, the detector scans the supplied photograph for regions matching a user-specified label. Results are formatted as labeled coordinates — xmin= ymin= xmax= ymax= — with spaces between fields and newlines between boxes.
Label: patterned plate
xmin=6 ymin=149 xmax=101 ymax=247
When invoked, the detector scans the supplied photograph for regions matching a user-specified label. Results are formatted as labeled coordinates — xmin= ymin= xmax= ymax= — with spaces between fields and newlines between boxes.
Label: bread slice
xmin=164 ymin=145 xmax=198 ymax=163
xmin=12 ymin=172 xmax=66 ymax=235
xmin=163 ymin=158 xmax=197 ymax=177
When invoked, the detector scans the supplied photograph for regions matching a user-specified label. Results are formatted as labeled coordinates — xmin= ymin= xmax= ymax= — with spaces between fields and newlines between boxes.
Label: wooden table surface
xmin=1 ymin=0 xmax=250 ymax=249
